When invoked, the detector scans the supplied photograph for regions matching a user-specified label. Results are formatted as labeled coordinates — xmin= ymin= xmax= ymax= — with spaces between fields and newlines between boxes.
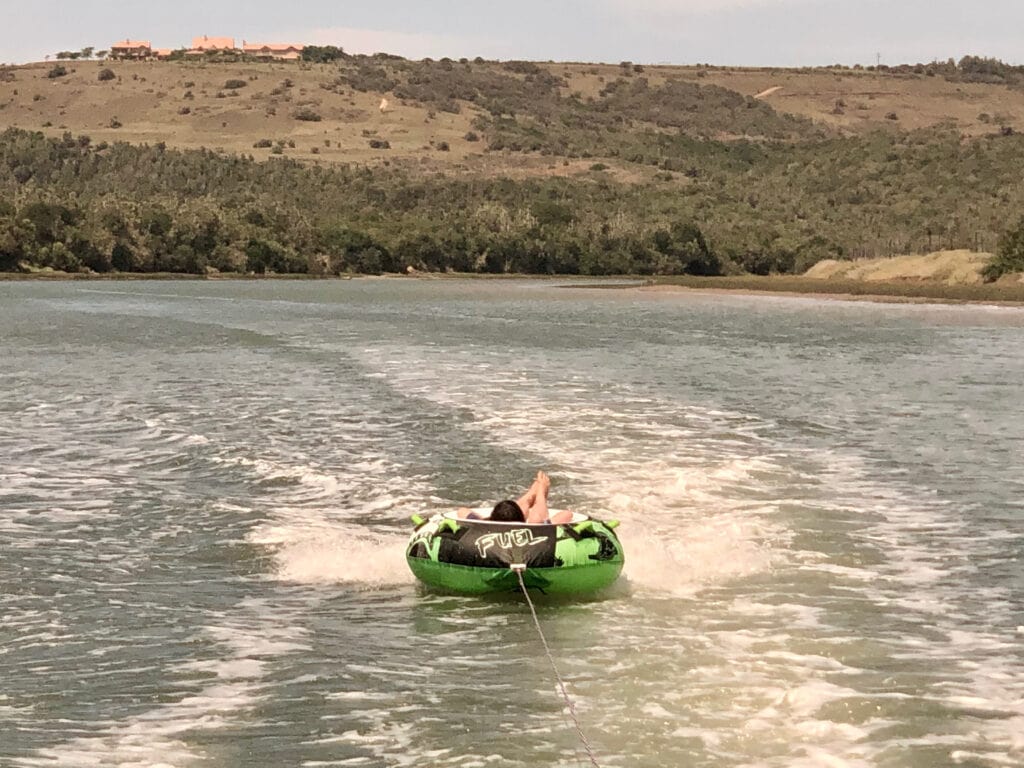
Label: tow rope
xmin=511 ymin=565 xmax=601 ymax=768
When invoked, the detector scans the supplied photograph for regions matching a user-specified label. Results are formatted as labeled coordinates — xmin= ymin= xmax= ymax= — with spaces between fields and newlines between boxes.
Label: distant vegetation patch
xmin=302 ymin=45 xmax=346 ymax=64
xmin=984 ymin=217 xmax=1024 ymax=281
xmin=876 ymin=55 xmax=1024 ymax=89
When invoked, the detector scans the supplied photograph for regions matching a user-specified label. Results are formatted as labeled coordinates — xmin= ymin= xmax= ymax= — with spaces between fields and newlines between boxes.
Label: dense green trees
xmin=983 ymin=218 xmax=1024 ymax=281
xmin=301 ymin=46 xmax=346 ymax=64
xmin=0 ymin=128 xmax=724 ymax=276
xmin=1 ymin=123 xmax=1023 ymax=277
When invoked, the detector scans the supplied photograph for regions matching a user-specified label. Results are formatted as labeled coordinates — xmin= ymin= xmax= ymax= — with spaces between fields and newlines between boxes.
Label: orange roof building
xmin=109 ymin=40 xmax=152 ymax=59
xmin=191 ymin=35 xmax=236 ymax=51
xmin=242 ymin=42 xmax=305 ymax=61
xmin=108 ymin=36 xmax=311 ymax=62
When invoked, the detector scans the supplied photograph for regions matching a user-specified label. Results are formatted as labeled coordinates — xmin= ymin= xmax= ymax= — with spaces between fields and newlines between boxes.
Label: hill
xmin=4 ymin=57 xmax=1024 ymax=175
xmin=2 ymin=55 xmax=1024 ymax=281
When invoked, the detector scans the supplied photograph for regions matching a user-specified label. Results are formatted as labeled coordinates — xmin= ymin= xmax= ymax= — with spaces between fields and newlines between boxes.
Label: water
xmin=1 ymin=279 xmax=1022 ymax=768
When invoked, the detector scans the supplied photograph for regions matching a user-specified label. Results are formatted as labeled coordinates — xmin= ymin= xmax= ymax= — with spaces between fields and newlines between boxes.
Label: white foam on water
xmin=230 ymin=450 xmax=434 ymax=586
xmin=728 ymin=599 xmax=827 ymax=630
xmin=197 ymin=422 xmax=431 ymax=587
xmin=136 ymin=416 xmax=212 ymax=448
xmin=343 ymin=339 xmax=1024 ymax=765
xmin=618 ymin=512 xmax=778 ymax=597
xmin=0 ymin=694 xmax=35 ymax=719
xmin=21 ymin=609 xmax=309 ymax=768
xmin=269 ymin=530 xmax=411 ymax=586
xmin=782 ymin=448 xmax=1024 ymax=764
xmin=356 ymin=344 xmax=793 ymax=598
xmin=211 ymin=455 xmax=342 ymax=499
xmin=245 ymin=478 xmax=427 ymax=586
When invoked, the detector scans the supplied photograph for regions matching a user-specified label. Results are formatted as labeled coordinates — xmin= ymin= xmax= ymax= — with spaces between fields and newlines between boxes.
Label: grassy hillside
xmin=2 ymin=55 xmax=1024 ymax=279
xmin=4 ymin=57 xmax=1024 ymax=174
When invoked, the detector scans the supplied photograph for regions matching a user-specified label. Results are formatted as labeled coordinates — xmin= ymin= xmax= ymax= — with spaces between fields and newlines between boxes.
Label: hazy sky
xmin=3 ymin=0 xmax=1022 ymax=67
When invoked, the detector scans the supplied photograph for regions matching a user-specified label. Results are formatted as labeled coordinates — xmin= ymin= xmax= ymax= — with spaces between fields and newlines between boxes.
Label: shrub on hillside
xmin=388 ymin=58 xmax=564 ymax=119
xmin=13 ymin=165 xmax=33 ymax=184
xmin=292 ymin=108 xmax=322 ymax=122
xmin=955 ymin=55 xmax=1024 ymax=85
xmin=253 ymin=138 xmax=273 ymax=148
xmin=302 ymin=45 xmax=345 ymax=64
xmin=47 ymin=65 xmax=68 ymax=79
xmin=503 ymin=61 xmax=542 ymax=75
xmin=224 ymin=79 xmax=247 ymax=90
xmin=341 ymin=64 xmax=397 ymax=94
xmin=368 ymin=139 xmax=390 ymax=149
xmin=983 ymin=218 xmax=1024 ymax=281
xmin=97 ymin=68 xmax=116 ymax=82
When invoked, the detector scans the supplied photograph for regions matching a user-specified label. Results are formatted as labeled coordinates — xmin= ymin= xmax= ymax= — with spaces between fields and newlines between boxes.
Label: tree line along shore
xmin=2 ymin=54 xmax=1024 ymax=289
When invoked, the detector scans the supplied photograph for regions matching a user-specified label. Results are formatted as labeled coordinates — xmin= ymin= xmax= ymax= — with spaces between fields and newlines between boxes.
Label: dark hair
xmin=490 ymin=499 xmax=525 ymax=522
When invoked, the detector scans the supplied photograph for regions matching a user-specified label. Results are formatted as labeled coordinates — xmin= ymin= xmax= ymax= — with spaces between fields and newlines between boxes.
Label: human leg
xmin=524 ymin=471 xmax=551 ymax=523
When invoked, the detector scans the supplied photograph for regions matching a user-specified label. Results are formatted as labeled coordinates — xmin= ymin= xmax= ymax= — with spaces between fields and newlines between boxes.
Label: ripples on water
xmin=1 ymin=280 xmax=1022 ymax=767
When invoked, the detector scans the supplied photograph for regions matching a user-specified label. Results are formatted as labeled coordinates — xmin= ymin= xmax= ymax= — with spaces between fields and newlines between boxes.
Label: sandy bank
xmin=635 ymin=282 xmax=1024 ymax=306
xmin=803 ymin=249 xmax=992 ymax=284
xmin=627 ymin=250 xmax=1024 ymax=306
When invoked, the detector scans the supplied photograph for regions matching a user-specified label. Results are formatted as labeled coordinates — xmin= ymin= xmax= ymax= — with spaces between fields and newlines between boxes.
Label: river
xmin=1 ymin=279 xmax=1022 ymax=767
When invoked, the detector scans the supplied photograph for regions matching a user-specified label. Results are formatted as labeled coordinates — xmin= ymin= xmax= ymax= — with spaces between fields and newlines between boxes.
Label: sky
xmin=2 ymin=0 xmax=1022 ymax=67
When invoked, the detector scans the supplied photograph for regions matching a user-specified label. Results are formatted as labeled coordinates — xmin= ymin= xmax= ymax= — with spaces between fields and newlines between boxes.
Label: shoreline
xmin=627 ymin=274 xmax=1024 ymax=307
xmin=3 ymin=270 xmax=1024 ymax=307
xmin=0 ymin=271 xmax=343 ymax=282
xmin=630 ymin=282 xmax=1024 ymax=307
xmin=0 ymin=271 xmax=561 ymax=282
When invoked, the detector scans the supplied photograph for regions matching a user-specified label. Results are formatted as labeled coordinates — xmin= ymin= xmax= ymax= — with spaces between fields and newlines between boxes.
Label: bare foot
xmin=536 ymin=471 xmax=551 ymax=496
xmin=549 ymin=509 xmax=573 ymax=525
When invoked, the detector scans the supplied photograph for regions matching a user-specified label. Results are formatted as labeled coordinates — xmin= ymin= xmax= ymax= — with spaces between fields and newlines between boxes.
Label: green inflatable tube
xmin=406 ymin=510 xmax=625 ymax=595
